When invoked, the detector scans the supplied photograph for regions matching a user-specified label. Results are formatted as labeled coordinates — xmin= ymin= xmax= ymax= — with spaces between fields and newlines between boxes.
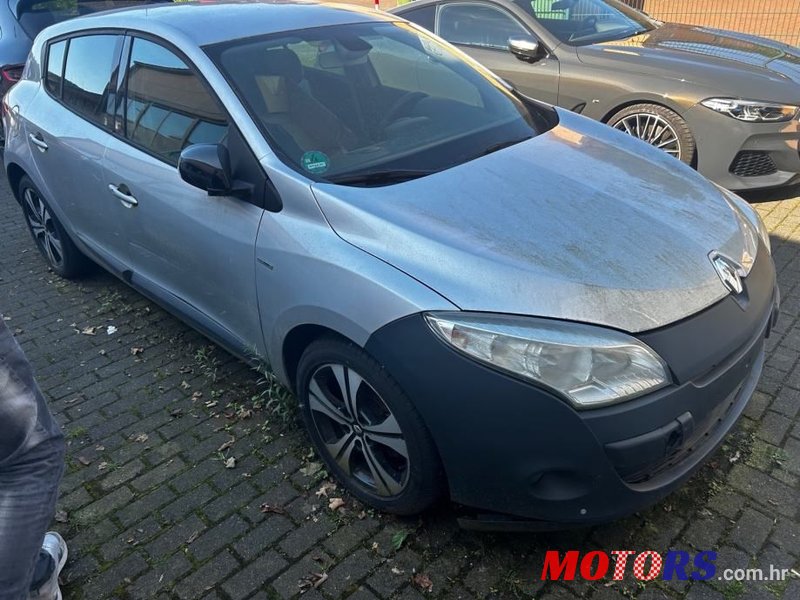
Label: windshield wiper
xmin=327 ymin=169 xmax=438 ymax=186
xmin=480 ymin=136 xmax=533 ymax=157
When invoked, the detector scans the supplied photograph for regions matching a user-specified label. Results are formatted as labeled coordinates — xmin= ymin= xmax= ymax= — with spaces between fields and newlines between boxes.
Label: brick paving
xmin=1 ymin=173 xmax=800 ymax=600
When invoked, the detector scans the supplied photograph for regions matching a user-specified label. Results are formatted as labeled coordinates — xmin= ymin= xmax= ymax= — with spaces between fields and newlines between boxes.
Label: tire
xmin=18 ymin=175 xmax=89 ymax=279
xmin=297 ymin=336 xmax=445 ymax=515
xmin=607 ymin=103 xmax=696 ymax=166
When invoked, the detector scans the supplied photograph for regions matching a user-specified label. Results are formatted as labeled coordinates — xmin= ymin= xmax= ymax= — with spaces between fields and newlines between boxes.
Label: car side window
xmin=44 ymin=40 xmax=67 ymax=97
xmin=60 ymin=34 xmax=123 ymax=129
xmin=122 ymin=37 xmax=228 ymax=166
xmin=438 ymin=3 xmax=528 ymax=50
xmin=400 ymin=4 xmax=436 ymax=31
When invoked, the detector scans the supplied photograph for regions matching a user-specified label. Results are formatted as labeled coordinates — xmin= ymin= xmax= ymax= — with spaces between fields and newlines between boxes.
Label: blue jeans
xmin=0 ymin=317 xmax=65 ymax=600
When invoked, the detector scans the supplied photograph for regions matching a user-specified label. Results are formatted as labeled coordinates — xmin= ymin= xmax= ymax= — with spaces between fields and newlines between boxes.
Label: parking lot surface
xmin=1 ymin=175 xmax=799 ymax=599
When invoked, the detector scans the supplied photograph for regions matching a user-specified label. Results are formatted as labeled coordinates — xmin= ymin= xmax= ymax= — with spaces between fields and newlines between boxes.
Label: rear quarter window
xmin=44 ymin=39 xmax=66 ymax=96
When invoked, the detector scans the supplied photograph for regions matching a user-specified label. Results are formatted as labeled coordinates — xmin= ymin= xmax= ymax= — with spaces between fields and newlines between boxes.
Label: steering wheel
xmin=569 ymin=16 xmax=598 ymax=42
xmin=380 ymin=91 xmax=427 ymax=128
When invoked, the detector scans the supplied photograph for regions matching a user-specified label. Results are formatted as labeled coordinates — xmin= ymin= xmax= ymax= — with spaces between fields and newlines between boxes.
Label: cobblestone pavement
xmin=2 ymin=174 xmax=800 ymax=600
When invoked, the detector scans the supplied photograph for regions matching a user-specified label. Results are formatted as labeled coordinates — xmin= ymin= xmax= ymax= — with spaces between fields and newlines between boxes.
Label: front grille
xmin=730 ymin=151 xmax=778 ymax=177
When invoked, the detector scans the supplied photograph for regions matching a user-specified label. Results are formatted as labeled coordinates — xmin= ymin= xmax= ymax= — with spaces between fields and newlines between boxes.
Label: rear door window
xmin=60 ymin=34 xmax=124 ymax=130
xmin=121 ymin=37 xmax=228 ymax=165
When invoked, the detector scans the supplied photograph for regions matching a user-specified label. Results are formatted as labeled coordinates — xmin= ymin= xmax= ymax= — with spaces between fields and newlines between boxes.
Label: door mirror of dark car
xmin=508 ymin=35 xmax=542 ymax=62
xmin=178 ymin=144 xmax=239 ymax=196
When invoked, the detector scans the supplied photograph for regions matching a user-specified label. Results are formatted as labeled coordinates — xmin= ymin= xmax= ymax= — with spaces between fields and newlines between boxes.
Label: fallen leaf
xmin=130 ymin=347 xmax=144 ymax=356
xmin=217 ymin=437 xmax=236 ymax=452
xmin=204 ymin=400 xmax=218 ymax=409
xmin=81 ymin=326 xmax=98 ymax=336
xmin=191 ymin=391 xmax=203 ymax=401
xmin=98 ymin=462 xmax=109 ymax=471
xmin=372 ymin=542 xmax=380 ymax=552
xmin=299 ymin=571 xmax=328 ymax=591
xmin=729 ymin=450 xmax=741 ymax=464
xmin=77 ymin=456 xmax=92 ymax=466
xmin=186 ymin=530 xmax=200 ymax=544
xmin=236 ymin=407 xmax=253 ymax=419
xmin=98 ymin=349 xmax=107 ymax=356
xmin=391 ymin=566 xmax=404 ymax=575
xmin=180 ymin=380 xmax=191 ymax=390
xmin=224 ymin=457 xmax=236 ymax=469
xmin=169 ymin=408 xmax=184 ymax=418
xmin=106 ymin=325 xmax=117 ymax=335
xmin=299 ymin=462 xmax=323 ymax=478
xmin=412 ymin=573 xmax=433 ymax=593
xmin=391 ymin=529 xmax=410 ymax=551
xmin=315 ymin=481 xmax=337 ymax=498
xmin=260 ymin=503 xmax=286 ymax=515
xmin=132 ymin=433 xmax=149 ymax=444
xmin=328 ymin=497 xmax=345 ymax=511
xmin=54 ymin=509 xmax=69 ymax=523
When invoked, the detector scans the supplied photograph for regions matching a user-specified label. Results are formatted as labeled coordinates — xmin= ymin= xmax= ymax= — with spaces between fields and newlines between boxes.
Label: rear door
xmin=22 ymin=32 xmax=128 ymax=271
xmin=433 ymin=1 xmax=560 ymax=104
xmin=101 ymin=34 xmax=266 ymax=355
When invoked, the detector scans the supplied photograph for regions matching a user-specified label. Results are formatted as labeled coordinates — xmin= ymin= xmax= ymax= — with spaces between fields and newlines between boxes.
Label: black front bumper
xmin=364 ymin=245 xmax=778 ymax=527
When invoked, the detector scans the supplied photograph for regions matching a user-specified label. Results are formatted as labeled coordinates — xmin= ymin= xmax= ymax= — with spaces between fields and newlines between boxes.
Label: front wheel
xmin=608 ymin=103 xmax=696 ymax=165
xmin=297 ymin=337 xmax=445 ymax=515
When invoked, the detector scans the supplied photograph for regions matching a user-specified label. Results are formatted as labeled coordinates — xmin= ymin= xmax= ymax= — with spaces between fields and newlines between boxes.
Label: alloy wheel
xmin=23 ymin=187 xmax=64 ymax=269
xmin=308 ymin=363 xmax=409 ymax=497
xmin=613 ymin=113 xmax=682 ymax=158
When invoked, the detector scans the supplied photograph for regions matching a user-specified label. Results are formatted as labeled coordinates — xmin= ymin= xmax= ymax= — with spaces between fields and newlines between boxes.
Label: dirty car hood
xmin=311 ymin=110 xmax=750 ymax=333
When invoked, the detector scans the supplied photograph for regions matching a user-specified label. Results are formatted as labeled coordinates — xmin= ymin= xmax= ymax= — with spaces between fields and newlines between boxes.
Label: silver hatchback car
xmin=3 ymin=1 xmax=779 ymax=528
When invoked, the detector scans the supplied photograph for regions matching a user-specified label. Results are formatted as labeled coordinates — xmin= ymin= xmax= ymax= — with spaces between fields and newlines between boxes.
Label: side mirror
xmin=179 ymin=144 xmax=237 ymax=196
xmin=508 ymin=35 xmax=542 ymax=62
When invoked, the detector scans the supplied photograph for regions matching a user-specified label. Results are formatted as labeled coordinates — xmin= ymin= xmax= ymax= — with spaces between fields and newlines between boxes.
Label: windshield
xmin=519 ymin=0 xmax=657 ymax=45
xmin=14 ymin=1 xmax=163 ymax=39
xmin=206 ymin=21 xmax=556 ymax=185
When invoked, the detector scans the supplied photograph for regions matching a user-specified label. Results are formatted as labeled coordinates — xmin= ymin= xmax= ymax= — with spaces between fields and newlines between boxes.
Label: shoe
xmin=29 ymin=531 xmax=68 ymax=600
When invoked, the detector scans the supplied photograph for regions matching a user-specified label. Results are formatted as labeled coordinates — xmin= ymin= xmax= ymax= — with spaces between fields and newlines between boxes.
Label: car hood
xmin=581 ymin=22 xmax=800 ymax=90
xmin=311 ymin=110 xmax=753 ymax=333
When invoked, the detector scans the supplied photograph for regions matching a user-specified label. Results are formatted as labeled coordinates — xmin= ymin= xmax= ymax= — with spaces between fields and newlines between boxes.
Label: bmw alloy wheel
xmin=613 ymin=113 xmax=681 ymax=158
xmin=307 ymin=363 xmax=410 ymax=496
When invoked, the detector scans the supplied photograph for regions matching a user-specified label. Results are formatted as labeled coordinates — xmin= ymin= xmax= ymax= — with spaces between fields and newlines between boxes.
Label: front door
xmin=435 ymin=2 xmax=560 ymax=105
xmin=102 ymin=35 xmax=265 ymax=356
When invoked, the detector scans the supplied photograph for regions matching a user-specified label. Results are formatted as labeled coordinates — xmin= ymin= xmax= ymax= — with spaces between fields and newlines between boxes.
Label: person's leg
xmin=0 ymin=318 xmax=66 ymax=600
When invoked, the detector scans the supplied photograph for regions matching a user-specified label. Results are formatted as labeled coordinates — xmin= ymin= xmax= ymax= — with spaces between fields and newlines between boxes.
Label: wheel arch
xmin=6 ymin=162 xmax=27 ymax=205
xmin=599 ymin=97 xmax=687 ymax=124
xmin=281 ymin=323 xmax=356 ymax=394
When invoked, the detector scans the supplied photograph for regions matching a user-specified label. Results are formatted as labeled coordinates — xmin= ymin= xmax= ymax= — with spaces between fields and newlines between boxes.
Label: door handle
xmin=28 ymin=132 xmax=48 ymax=152
xmin=108 ymin=183 xmax=138 ymax=208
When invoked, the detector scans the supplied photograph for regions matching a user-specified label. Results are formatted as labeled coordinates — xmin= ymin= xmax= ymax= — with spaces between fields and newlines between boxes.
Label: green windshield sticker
xmin=301 ymin=151 xmax=330 ymax=174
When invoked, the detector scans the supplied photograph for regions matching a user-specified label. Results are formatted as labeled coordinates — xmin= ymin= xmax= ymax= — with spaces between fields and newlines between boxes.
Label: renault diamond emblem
xmin=710 ymin=252 xmax=744 ymax=295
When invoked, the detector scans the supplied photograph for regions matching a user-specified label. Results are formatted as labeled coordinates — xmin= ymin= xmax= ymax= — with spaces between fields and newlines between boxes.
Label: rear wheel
xmin=19 ymin=175 xmax=89 ymax=279
xmin=608 ymin=103 xmax=695 ymax=165
xmin=297 ymin=336 xmax=444 ymax=515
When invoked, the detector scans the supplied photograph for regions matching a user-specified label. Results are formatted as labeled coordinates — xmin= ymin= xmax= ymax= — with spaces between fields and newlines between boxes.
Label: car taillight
xmin=1 ymin=65 xmax=24 ymax=83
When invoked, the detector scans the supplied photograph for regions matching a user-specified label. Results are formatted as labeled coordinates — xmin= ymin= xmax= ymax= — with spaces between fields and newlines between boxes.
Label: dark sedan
xmin=392 ymin=0 xmax=800 ymax=191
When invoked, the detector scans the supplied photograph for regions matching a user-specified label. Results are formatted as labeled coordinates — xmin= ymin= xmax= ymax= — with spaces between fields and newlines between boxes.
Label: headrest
xmin=262 ymin=48 xmax=304 ymax=84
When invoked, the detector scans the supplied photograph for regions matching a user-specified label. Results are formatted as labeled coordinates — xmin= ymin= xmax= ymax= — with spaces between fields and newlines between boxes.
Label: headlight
xmin=701 ymin=98 xmax=799 ymax=123
xmin=426 ymin=313 xmax=670 ymax=409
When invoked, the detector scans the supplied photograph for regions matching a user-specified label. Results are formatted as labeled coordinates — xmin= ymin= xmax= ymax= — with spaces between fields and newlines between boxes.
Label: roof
xmin=38 ymin=1 xmax=397 ymax=47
